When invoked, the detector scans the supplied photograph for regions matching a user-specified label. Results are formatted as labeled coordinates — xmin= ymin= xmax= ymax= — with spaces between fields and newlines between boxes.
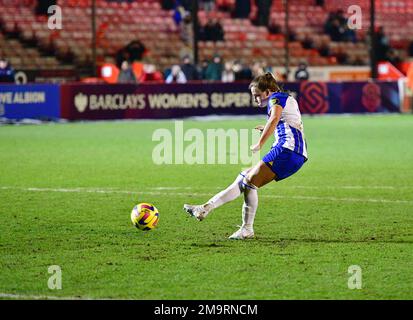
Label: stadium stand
xmin=0 ymin=0 xmax=412 ymax=77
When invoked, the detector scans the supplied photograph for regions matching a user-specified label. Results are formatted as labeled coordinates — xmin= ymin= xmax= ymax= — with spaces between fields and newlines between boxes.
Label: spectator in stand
xmin=343 ymin=24 xmax=357 ymax=42
xmin=140 ymin=64 xmax=164 ymax=82
xmin=117 ymin=60 xmax=137 ymax=84
xmin=267 ymin=18 xmax=282 ymax=35
xmin=161 ymin=0 xmax=175 ymax=10
xmin=180 ymin=12 xmax=193 ymax=45
xmin=213 ymin=19 xmax=225 ymax=41
xmin=318 ymin=40 xmax=331 ymax=57
xmin=221 ymin=61 xmax=235 ymax=82
xmin=233 ymin=60 xmax=252 ymax=80
xmin=199 ymin=59 xmax=209 ymax=80
xmin=180 ymin=0 xmax=193 ymax=11
xmin=287 ymin=28 xmax=297 ymax=41
xmin=126 ymin=40 xmax=146 ymax=62
xmin=302 ymin=35 xmax=314 ymax=49
xmin=200 ymin=19 xmax=214 ymax=41
xmin=315 ymin=0 xmax=324 ymax=7
xmin=409 ymin=40 xmax=413 ymax=57
xmin=200 ymin=19 xmax=224 ymax=42
xmin=116 ymin=44 xmax=145 ymax=71
xmin=35 ymin=0 xmax=56 ymax=16
xmin=200 ymin=0 xmax=215 ymax=12
xmin=294 ymin=62 xmax=310 ymax=81
xmin=179 ymin=45 xmax=193 ymax=63
xmin=375 ymin=26 xmax=390 ymax=61
xmin=166 ymin=65 xmax=187 ymax=83
xmin=325 ymin=12 xmax=340 ymax=40
xmin=0 ymin=58 xmax=15 ymax=83
xmin=205 ymin=55 xmax=223 ymax=81
xmin=233 ymin=0 xmax=251 ymax=19
xmin=327 ymin=18 xmax=345 ymax=42
xmin=173 ymin=2 xmax=187 ymax=27
xmin=335 ymin=50 xmax=349 ymax=64
xmin=115 ymin=48 xmax=127 ymax=68
xmin=324 ymin=10 xmax=357 ymax=43
xmin=324 ymin=11 xmax=335 ymax=32
xmin=254 ymin=0 xmax=273 ymax=26
xmin=181 ymin=55 xmax=199 ymax=81
xmin=335 ymin=9 xmax=347 ymax=26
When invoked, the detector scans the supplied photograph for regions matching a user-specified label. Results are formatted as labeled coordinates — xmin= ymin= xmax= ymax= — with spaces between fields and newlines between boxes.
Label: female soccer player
xmin=184 ymin=72 xmax=308 ymax=239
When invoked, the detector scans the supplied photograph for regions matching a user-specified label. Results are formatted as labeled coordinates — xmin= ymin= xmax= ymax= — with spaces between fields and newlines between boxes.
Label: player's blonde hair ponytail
xmin=249 ymin=72 xmax=283 ymax=92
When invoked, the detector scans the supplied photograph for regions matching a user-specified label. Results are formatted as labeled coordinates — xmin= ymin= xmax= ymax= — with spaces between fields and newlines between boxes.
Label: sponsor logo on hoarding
xmin=59 ymin=82 xmax=400 ymax=120
xmin=74 ymin=93 xmax=88 ymax=113
xmin=362 ymin=83 xmax=381 ymax=112
xmin=0 ymin=84 xmax=60 ymax=120
xmin=74 ymin=93 xmax=146 ymax=113
xmin=73 ymin=92 xmax=254 ymax=113
xmin=299 ymin=82 xmax=329 ymax=114
xmin=0 ymin=91 xmax=46 ymax=104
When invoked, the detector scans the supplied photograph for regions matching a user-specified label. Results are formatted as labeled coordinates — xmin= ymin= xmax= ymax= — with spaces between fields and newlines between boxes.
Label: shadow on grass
xmin=188 ymin=237 xmax=413 ymax=250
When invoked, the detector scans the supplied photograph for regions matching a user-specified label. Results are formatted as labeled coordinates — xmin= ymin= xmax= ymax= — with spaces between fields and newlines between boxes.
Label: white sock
xmin=205 ymin=171 xmax=247 ymax=211
xmin=241 ymin=181 xmax=258 ymax=232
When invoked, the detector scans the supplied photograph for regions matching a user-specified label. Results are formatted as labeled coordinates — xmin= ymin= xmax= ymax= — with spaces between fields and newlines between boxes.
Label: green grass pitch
xmin=0 ymin=114 xmax=412 ymax=299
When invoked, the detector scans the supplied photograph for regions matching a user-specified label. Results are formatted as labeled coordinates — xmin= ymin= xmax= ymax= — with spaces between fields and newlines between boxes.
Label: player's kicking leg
xmin=183 ymin=161 xmax=275 ymax=240
xmin=183 ymin=167 xmax=252 ymax=221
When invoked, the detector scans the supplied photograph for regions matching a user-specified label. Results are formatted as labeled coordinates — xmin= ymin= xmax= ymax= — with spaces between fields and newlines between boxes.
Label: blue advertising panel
xmin=0 ymin=84 xmax=60 ymax=120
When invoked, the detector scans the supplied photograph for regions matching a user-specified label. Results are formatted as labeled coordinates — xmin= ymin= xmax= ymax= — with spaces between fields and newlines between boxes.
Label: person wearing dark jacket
xmin=180 ymin=55 xmax=199 ymax=81
xmin=161 ymin=0 xmax=175 ymax=10
xmin=294 ymin=62 xmax=310 ymax=81
xmin=201 ymin=19 xmax=224 ymax=42
xmin=254 ymin=0 xmax=273 ymax=26
xmin=35 ymin=0 xmax=56 ymax=16
xmin=0 ymin=58 xmax=15 ymax=83
xmin=233 ymin=0 xmax=251 ymax=19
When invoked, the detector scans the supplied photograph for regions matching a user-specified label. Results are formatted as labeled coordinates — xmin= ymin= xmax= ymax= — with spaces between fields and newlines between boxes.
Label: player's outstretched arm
xmin=251 ymin=105 xmax=282 ymax=152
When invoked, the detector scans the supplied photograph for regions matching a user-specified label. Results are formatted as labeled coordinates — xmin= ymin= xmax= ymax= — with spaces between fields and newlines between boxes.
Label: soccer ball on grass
xmin=131 ymin=203 xmax=159 ymax=231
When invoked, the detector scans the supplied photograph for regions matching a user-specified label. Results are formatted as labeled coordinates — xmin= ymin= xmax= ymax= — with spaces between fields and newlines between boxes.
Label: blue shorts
xmin=262 ymin=146 xmax=306 ymax=181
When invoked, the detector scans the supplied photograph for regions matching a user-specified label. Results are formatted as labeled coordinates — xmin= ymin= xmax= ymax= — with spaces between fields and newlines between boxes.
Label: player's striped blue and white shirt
xmin=267 ymin=92 xmax=308 ymax=159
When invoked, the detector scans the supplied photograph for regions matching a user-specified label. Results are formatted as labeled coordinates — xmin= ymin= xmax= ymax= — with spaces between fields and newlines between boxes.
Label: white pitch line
xmin=272 ymin=195 xmax=413 ymax=204
xmin=1 ymin=186 xmax=412 ymax=205
xmin=148 ymin=185 xmax=413 ymax=190
xmin=274 ymin=185 xmax=413 ymax=190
